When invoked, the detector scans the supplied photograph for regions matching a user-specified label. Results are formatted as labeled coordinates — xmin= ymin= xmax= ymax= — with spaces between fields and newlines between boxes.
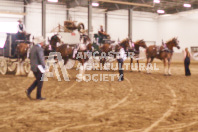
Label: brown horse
xmin=13 ymin=34 xmax=32 ymax=75
xmin=16 ymin=43 xmax=30 ymax=61
xmin=15 ymin=34 xmax=31 ymax=61
xmin=129 ymin=39 xmax=147 ymax=72
xmin=146 ymin=37 xmax=180 ymax=75
xmin=99 ymin=38 xmax=131 ymax=66
xmin=46 ymin=34 xmax=92 ymax=66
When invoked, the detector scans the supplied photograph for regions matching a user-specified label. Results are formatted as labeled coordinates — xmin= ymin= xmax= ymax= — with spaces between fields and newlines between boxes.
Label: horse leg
xmin=63 ymin=58 xmax=71 ymax=78
xmin=137 ymin=60 xmax=140 ymax=72
xmin=78 ymin=63 xmax=85 ymax=80
xmin=99 ymin=58 xmax=103 ymax=69
xmin=168 ymin=58 xmax=171 ymax=75
xmin=130 ymin=58 xmax=133 ymax=72
xmin=82 ymin=62 xmax=88 ymax=81
xmin=146 ymin=57 xmax=154 ymax=74
xmin=163 ymin=59 xmax=167 ymax=75
xmin=146 ymin=57 xmax=150 ymax=74
xmin=148 ymin=57 xmax=154 ymax=74
xmin=64 ymin=57 xmax=69 ymax=65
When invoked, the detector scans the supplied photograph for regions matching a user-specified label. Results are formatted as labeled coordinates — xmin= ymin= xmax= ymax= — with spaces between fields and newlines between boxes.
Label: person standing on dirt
xmin=117 ymin=44 xmax=126 ymax=81
xmin=25 ymin=36 xmax=46 ymax=100
xmin=184 ymin=48 xmax=192 ymax=76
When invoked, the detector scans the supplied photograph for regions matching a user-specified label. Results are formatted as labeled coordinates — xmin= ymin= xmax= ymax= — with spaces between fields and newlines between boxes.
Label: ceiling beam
xmin=94 ymin=0 xmax=153 ymax=8
xmin=115 ymin=4 xmax=119 ymax=9
xmin=0 ymin=11 xmax=26 ymax=16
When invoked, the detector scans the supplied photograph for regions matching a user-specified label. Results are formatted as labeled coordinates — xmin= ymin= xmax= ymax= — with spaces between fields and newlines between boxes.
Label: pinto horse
xmin=129 ymin=39 xmax=147 ymax=72
xmin=99 ymin=38 xmax=131 ymax=66
xmin=146 ymin=37 xmax=180 ymax=75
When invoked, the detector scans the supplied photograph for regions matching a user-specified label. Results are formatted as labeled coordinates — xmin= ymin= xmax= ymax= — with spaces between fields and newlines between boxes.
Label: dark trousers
xmin=117 ymin=59 xmax=124 ymax=81
xmin=184 ymin=57 xmax=191 ymax=76
xmin=27 ymin=70 xmax=44 ymax=98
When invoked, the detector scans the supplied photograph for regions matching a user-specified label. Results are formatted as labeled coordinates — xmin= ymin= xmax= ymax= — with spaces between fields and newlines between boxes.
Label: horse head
xmin=166 ymin=37 xmax=180 ymax=50
xmin=80 ymin=34 xmax=91 ymax=45
xmin=50 ymin=34 xmax=62 ymax=50
xmin=136 ymin=39 xmax=147 ymax=48
xmin=120 ymin=38 xmax=131 ymax=51
xmin=172 ymin=37 xmax=180 ymax=49
xmin=115 ymin=45 xmax=121 ymax=52
xmin=86 ymin=43 xmax=93 ymax=52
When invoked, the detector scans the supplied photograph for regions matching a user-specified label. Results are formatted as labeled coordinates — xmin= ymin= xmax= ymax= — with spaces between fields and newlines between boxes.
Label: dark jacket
xmin=30 ymin=44 xmax=45 ymax=72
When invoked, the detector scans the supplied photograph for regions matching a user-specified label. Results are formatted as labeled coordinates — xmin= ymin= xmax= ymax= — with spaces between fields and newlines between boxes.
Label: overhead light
xmin=153 ymin=0 xmax=160 ymax=3
xmin=183 ymin=3 xmax=191 ymax=8
xmin=157 ymin=9 xmax=165 ymax=14
xmin=48 ymin=0 xmax=58 ymax=2
xmin=92 ymin=2 xmax=99 ymax=7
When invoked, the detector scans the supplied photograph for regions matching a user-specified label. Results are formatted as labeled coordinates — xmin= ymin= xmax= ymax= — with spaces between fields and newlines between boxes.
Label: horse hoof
xmin=168 ymin=74 xmax=172 ymax=76
xmin=138 ymin=70 xmax=141 ymax=72
xmin=164 ymin=74 xmax=168 ymax=76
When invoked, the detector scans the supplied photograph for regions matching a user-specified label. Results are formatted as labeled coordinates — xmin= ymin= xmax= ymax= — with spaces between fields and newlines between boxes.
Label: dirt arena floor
xmin=0 ymin=61 xmax=198 ymax=132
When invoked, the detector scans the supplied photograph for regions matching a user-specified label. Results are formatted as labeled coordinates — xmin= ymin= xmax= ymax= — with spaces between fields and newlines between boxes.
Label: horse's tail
xmin=77 ymin=23 xmax=85 ymax=33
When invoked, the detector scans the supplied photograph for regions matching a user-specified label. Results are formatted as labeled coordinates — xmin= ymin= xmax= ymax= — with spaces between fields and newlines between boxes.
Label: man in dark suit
xmin=25 ymin=36 xmax=46 ymax=100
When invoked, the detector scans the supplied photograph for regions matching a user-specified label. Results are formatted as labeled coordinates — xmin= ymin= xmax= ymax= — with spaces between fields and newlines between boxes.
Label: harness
xmin=156 ymin=46 xmax=174 ymax=55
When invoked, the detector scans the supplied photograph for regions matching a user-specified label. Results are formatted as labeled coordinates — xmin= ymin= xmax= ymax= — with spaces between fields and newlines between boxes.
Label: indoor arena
xmin=0 ymin=0 xmax=198 ymax=132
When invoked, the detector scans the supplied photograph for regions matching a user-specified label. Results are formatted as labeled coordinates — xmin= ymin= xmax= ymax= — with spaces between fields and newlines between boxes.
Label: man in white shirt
xmin=17 ymin=19 xmax=26 ymax=40
xmin=116 ymin=45 xmax=126 ymax=81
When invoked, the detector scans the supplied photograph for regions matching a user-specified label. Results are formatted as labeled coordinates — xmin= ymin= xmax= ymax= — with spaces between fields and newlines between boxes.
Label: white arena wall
xmin=157 ymin=10 xmax=198 ymax=52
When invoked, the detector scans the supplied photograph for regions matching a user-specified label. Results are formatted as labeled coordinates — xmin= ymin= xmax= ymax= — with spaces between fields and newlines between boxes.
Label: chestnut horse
xmin=45 ymin=34 xmax=92 ymax=66
xmin=13 ymin=34 xmax=32 ymax=75
xmin=129 ymin=39 xmax=147 ymax=72
xmin=15 ymin=34 xmax=31 ymax=61
xmin=99 ymin=38 xmax=131 ymax=66
xmin=146 ymin=37 xmax=180 ymax=75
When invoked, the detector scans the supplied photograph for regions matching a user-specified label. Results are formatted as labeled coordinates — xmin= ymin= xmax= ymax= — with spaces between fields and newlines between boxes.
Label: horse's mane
xmin=134 ymin=39 xmax=144 ymax=45
xmin=166 ymin=37 xmax=177 ymax=45
xmin=51 ymin=34 xmax=59 ymax=40
xmin=120 ymin=38 xmax=129 ymax=44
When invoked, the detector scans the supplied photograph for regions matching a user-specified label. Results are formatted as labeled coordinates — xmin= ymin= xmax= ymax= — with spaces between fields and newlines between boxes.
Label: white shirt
xmin=17 ymin=23 xmax=26 ymax=33
xmin=117 ymin=48 xmax=126 ymax=60
xmin=37 ymin=44 xmax=41 ymax=48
